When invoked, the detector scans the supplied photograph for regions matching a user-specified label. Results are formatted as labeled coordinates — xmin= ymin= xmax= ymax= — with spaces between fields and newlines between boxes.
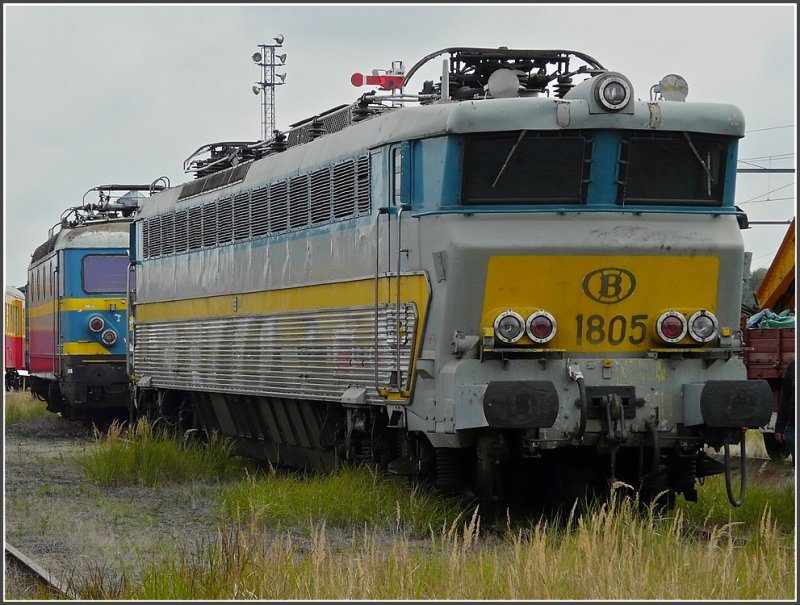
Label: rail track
xmin=5 ymin=542 xmax=77 ymax=599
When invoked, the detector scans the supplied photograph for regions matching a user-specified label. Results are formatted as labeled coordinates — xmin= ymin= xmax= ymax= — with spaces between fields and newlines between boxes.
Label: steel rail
xmin=5 ymin=542 xmax=77 ymax=599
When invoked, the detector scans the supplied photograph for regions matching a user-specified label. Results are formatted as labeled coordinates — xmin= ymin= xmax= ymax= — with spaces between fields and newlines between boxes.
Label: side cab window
xmin=390 ymin=142 xmax=412 ymax=207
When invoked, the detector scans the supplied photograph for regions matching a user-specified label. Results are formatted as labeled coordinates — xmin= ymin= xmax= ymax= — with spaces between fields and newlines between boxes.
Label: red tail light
xmin=89 ymin=315 xmax=105 ymax=333
xmin=526 ymin=311 xmax=557 ymax=343
xmin=656 ymin=311 xmax=687 ymax=343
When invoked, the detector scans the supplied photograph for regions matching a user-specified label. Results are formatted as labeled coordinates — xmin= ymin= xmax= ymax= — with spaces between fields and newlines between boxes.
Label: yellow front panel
xmin=483 ymin=255 xmax=719 ymax=352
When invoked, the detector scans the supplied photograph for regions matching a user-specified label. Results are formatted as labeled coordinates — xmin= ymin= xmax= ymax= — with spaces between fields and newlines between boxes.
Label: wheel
xmin=762 ymin=432 xmax=788 ymax=460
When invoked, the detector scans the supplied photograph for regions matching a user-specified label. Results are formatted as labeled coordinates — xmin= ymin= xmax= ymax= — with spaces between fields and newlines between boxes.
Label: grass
xmin=678 ymin=469 xmax=795 ymax=530
xmin=219 ymin=464 xmax=472 ymax=535
xmin=80 ymin=487 xmax=794 ymax=600
xmin=48 ymin=414 xmax=795 ymax=600
xmin=79 ymin=417 xmax=252 ymax=487
xmin=4 ymin=390 xmax=49 ymax=423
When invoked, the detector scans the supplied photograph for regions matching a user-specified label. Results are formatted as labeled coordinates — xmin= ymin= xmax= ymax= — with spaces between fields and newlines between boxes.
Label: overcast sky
xmin=3 ymin=3 xmax=796 ymax=289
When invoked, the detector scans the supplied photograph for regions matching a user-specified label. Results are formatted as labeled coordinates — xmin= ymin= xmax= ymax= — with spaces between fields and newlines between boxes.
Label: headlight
xmin=494 ymin=310 xmax=525 ymax=343
xmin=88 ymin=315 xmax=105 ymax=333
xmin=655 ymin=311 xmax=687 ymax=344
xmin=597 ymin=75 xmax=631 ymax=110
xmin=101 ymin=329 xmax=118 ymax=346
xmin=688 ymin=310 xmax=719 ymax=343
xmin=526 ymin=310 xmax=557 ymax=343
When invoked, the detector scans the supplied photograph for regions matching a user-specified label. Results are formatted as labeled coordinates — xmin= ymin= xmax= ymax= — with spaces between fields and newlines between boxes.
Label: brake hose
xmin=573 ymin=373 xmax=587 ymax=442
xmin=723 ymin=430 xmax=747 ymax=507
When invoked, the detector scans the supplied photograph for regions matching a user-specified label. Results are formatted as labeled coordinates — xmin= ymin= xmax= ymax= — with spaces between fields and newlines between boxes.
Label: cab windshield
xmin=83 ymin=254 xmax=129 ymax=293
xmin=461 ymin=131 xmax=590 ymax=205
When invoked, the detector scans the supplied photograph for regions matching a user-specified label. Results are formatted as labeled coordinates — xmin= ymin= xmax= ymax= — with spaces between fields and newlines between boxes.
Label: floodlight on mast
xmin=251 ymin=34 xmax=286 ymax=141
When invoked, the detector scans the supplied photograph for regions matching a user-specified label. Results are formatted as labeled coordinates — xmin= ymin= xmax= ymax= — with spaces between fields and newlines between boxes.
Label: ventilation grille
xmin=287 ymin=105 xmax=353 ymax=147
xmin=142 ymin=155 xmax=371 ymax=259
xmin=178 ymin=163 xmax=252 ymax=201
xmin=134 ymin=303 xmax=416 ymax=401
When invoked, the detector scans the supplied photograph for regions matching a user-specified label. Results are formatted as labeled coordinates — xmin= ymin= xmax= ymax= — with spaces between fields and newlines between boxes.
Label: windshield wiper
xmin=682 ymin=131 xmax=714 ymax=195
xmin=491 ymin=130 xmax=527 ymax=188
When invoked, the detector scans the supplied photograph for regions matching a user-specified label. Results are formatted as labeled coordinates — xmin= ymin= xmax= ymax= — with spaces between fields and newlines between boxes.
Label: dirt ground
xmin=4 ymin=410 xmax=227 ymax=599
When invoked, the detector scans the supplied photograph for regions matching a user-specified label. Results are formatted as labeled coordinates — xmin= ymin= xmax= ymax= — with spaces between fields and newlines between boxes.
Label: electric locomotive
xmin=130 ymin=47 xmax=772 ymax=507
xmin=27 ymin=182 xmax=165 ymax=420
xmin=5 ymin=286 xmax=26 ymax=390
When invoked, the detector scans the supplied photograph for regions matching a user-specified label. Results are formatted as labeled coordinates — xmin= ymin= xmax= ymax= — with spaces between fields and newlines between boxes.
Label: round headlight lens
xmin=603 ymin=81 xmax=627 ymax=105
xmin=526 ymin=311 xmax=557 ymax=343
xmin=101 ymin=329 xmax=118 ymax=346
xmin=656 ymin=311 xmax=687 ymax=343
xmin=88 ymin=315 xmax=105 ymax=333
xmin=494 ymin=310 xmax=525 ymax=343
xmin=688 ymin=310 xmax=719 ymax=343
xmin=597 ymin=76 xmax=630 ymax=110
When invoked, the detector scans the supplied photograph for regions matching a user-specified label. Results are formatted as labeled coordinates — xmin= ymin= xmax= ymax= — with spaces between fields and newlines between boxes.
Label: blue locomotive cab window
xmin=462 ymin=131 xmax=588 ymax=205
xmin=619 ymin=133 xmax=728 ymax=206
xmin=83 ymin=254 xmax=129 ymax=293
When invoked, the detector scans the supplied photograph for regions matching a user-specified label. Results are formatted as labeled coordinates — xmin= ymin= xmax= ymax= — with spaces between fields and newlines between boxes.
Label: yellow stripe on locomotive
xmin=481 ymin=255 xmax=720 ymax=352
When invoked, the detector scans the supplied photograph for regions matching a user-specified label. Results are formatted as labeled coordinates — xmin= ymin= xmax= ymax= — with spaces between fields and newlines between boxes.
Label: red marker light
xmin=656 ymin=311 xmax=687 ymax=343
xmin=350 ymin=73 xmax=404 ymax=90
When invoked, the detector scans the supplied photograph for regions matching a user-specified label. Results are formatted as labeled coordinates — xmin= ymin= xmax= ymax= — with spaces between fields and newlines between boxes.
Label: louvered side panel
xmin=188 ymin=206 xmax=203 ymax=250
xmin=332 ymin=160 xmax=356 ymax=219
xmin=202 ymin=201 xmax=218 ymax=247
xmin=142 ymin=219 xmax=151 ymax=259
xmin=233 ymin=192 xmax=250 ymax=241
xmin=174 ymin=209 xmax=189 ymax=253
xmin=251 ymin=187 xmax=269 ymax=237
xmin=289 ymin=175 xmax=310 ymax=231
xmin=218 ymin=197 xmax=233 ymax=244
xmin=160 ymin=212 xmax=175 ymax=256
xmin=310 ymin=167 xmax=332 ymax=225
xmin=356 ymin=155 xmax=371 ymax=215
xmin=148 ymin=216 xmax=162 ymax=258
xmin=134 ymin=305 xmax=417 ymax=403
xmin=270 ymin=181 xmax=288 ymax=234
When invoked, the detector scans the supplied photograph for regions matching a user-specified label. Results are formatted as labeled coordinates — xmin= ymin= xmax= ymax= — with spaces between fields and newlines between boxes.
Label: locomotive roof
xmin=142 ymin=46 xmax=745 ymax=218
xmin=140 ymin=97 xmax=744 ymax=220
xmin=5 ymin=285 xmax=24 ymax=300
xmin=30 ymin=183 xmax=163 ymax=266
xmin=29 ymin=220 xmax=132 ymax=266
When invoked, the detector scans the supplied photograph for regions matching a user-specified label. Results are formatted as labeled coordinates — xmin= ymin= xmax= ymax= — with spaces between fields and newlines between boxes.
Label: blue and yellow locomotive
xmin=28 ymin=183 xmax=164 ymax=420
xmin=130 ymin=48 xmax=771 ymax=507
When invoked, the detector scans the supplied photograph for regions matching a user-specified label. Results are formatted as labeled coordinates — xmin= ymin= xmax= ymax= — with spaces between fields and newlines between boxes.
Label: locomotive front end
xmin=398 ymin=53 xmax=772 ymax=505
xmin=463 ymin=219 xmax=772 ymax=504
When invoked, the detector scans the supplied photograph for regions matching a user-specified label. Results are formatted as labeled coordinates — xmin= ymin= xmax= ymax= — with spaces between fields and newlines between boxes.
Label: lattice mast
xmin=252 ymin=35 xmax=286 ymax=141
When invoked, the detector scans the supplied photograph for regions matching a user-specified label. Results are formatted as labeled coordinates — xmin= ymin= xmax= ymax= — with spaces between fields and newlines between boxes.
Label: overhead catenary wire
xmin=738 ymin=181 xmax=795 ymax=205
xmin=739 ymin=197 xmax=794 ymax=205
xmin=738 ymin=152 xmax=793 ymax=162
xmin=744 ymin=124 xmax=794 ymax=133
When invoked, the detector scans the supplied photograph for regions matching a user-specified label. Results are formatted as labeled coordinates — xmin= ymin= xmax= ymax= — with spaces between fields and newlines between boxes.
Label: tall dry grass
xmin=4 ymin=390 xmax=49 ymax=423
xmin=81 ymin=486 xmax=793 ymax=600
